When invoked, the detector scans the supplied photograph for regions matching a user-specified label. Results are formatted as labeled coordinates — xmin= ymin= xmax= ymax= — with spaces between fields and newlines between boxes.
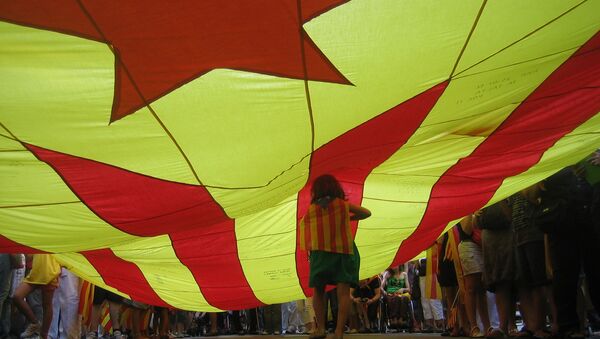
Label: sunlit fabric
xmin=1 ymin=0 xmax=599 ymax=311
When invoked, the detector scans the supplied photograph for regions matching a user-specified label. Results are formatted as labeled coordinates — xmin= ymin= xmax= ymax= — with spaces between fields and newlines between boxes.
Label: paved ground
xmin=190 ymin=334 xmax=452 ymax=339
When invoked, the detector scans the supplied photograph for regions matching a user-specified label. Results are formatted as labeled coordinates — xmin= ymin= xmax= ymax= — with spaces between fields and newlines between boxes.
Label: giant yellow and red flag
xmin=1 ymin=1 xmax=599 ymax=311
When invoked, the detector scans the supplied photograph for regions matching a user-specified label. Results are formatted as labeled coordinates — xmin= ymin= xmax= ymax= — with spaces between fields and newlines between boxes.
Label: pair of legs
xmin=442 ymin=286 xmax=468 ymax=336
xmin=387 ymin=294 xmax=410 ymax=327
xmin=13 ymin=282 xmax=54 ymax=339
xmin=548 ymin=217 xmax=600 ymax=336
xmin=352 ymin=301 xmax=368 ymax=330
xmin=464 ymin=272 xmax=490 ymax=336
xmin=89 ymin=301 xmax=121 ymax=336
xmin=517 ymin=241 xmax=552 ymax=338
xmin=313 ymin=283 xmax=350 ymax=338
xmin=494 ymin=283 xmax=516 ymax=335
xmin=518 ymin=285 xmax=550 ymax=338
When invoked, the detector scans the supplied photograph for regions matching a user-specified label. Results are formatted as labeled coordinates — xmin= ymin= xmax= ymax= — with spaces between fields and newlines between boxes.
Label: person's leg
xmin=108 ymin=301 xmax=122 ymax=332
xmin=0 ymin=255 xmax=13 ymax=338
xmin=581 ymin=219 xmax=600 ymax=314
xmin=495 ymin=283 xmax=513 ymax=334
xmin=304 ymin=298 xmax=315 ymax=334
xmin=350 ymin=302 xmax=361 ymax=332
xmin=472 ymin=274 xmax=490 ymax=332
xmin=159 ymin=307 xmax=169 ymax=337
xmin=27 ymin=288 xmax=43 ymax=324
xmin=421 ymin=298 xmax=434 ymax=330
xmin=530 ymin=287 xmax=548 ymax=337
xmin=13 ymin=283 xmax=37 ymax=324
xmin=401 ymin=296 xmax=413 ymax=326
xmin=131 ymin=308 xmax=141 ymax=338
xmin=519 ymin=286 xmax=544 ymax=335
xmin=281 ymin=302 xmax=291 ymax=334
xmin=48 ymin=282 xmax=62 ymax=339
xmin=209 ymin=312 xmax=218 ymax=335
xmin=88 ymin=304 xmax=101 ymax=336
xmin=312 ymin=286 xmax=326 ymax=337
xmin=543 ymin=284 xmax=558 ymax=335
xmin=386 ymin=296 xmax=397 ymax=326
xmin=443 ymin=286 xmax=461 ymax=335
xmin=430 ymin=299 xmax=445 ymax=330
xmin=464 ymin=274 xmax=481 ymax=336
xmin=367 ymin=303 xmax=378 ymax=330
xmin=41 ymin=287 xmax=56 ymax=339
xmin=329 ymin=289 xmax=339 ymax=332
xmin=334 ymin=283 xmax=350 ymax=338
xmin=548 ymin=231 xmax=580 ymax=333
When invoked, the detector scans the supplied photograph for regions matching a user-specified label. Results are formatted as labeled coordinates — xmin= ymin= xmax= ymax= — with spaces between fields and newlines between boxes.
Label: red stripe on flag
xmin=393 ymin=31 xmax=600 ymax=264
xmin=295 ymin=82 xmax=448 ymax=296
xmin=23 ymin=143 xmax=229 ymax=237
xmin=170 ymin=223 xmax=264 ymax=310
xmin=81 ymin=248 xmax=170 ymax=307
xmin=0 ymin=235 xmax=46 ymax=253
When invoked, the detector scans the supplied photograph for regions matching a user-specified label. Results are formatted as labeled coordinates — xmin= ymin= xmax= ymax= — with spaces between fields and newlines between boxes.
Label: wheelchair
xmin=379 ymin=293 xmax=415 ymax=333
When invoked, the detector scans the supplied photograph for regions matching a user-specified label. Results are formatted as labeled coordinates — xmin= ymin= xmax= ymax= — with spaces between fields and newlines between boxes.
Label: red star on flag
xmin=0 ymin=0 xmax=350 ymax=122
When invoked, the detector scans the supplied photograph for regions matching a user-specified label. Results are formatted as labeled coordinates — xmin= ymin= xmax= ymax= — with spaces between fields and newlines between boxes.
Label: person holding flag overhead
xmin=299 ymin=175 xmax=371 ymax=339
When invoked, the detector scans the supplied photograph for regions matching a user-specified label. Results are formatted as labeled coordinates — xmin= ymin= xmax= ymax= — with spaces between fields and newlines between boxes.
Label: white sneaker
xmin=20 ymin=322 xmax=41 ymax=339
xmin=113 ymin=330 xmax=123 ymax=339
xmin=86 ymin=331 xmax=98 ymax=339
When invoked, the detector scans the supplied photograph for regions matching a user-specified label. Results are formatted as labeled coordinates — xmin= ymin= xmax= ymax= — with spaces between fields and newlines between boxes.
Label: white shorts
xmin=458 ymin=240 xmax=484 ymax=275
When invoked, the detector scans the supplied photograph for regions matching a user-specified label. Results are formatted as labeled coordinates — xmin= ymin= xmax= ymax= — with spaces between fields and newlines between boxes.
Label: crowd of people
xmin=0 ymin=156 xmax=599 ymax=339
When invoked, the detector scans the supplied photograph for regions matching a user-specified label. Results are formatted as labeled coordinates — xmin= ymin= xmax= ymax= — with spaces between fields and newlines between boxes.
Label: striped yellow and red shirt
xmin=299 ymin=198 xmax=353 ymax=255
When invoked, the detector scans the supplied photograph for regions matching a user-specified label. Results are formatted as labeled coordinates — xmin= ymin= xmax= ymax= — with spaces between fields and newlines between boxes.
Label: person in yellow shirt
xmin=13 ymin=254 xmax=61 ymax=339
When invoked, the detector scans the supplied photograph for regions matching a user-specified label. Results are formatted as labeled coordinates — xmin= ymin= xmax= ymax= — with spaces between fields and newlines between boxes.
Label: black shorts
xmin=93 ymin=287 xmax=123 ymax=305
xmin=437 ymin=259 xmax=458 ymax=287
xmin=516 ymin=241 xmax=550 ymax=287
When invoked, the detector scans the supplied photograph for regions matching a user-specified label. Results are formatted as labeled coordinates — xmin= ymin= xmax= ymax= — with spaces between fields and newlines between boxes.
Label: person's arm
xmin=380 ymin=274 xmax=388 ymax=297
xmin=403 ymin=272 xmax=411 ymax=294
xmin=459 ymin=214 xmax=473 ymax=235
xmin=349 ymin=203 xmax=371 ymax=221
xmin=369 ymin=287 xmax=381 ymax=305
xmin=350 ymin=287 xmax=359 ymax=303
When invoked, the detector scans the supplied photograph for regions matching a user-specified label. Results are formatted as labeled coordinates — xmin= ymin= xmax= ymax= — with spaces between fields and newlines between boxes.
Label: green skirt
xmin=309 ymin=242 xmax=360 ymax=289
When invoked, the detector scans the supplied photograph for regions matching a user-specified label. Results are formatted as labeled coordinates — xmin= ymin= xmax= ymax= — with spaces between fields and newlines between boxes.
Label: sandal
xmin=471 ymin=327 xmax=484 ymax=338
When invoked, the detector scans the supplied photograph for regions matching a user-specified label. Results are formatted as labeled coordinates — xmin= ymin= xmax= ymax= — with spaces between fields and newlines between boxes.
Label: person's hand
xmin=589 ymin=150 xmax=600 ymax=165
xmin=366 ymin=298 xmax=374 ymax=305
xmin=353 ymin=297 xmax=360 ymax=303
